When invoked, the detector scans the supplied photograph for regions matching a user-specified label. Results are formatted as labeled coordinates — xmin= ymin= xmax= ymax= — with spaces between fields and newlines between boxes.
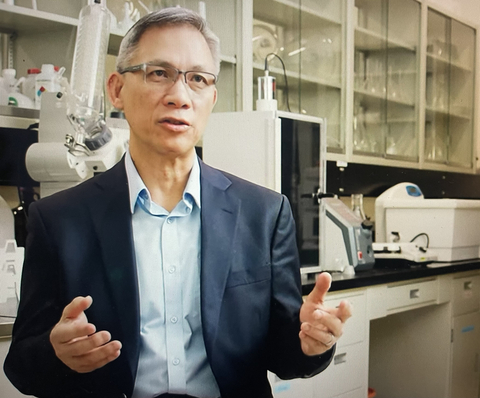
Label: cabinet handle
xmin=334 ymin=353 xmax=347 ymax=365
xmin=410 ymin=289 xmax=420 ymax=299
xmin=464 ymin=281 xmax=473 ymax=291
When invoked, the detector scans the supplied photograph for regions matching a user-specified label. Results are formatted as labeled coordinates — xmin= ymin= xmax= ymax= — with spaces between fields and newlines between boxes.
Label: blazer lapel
xmin=199 ymin=161 xmax=239 ymax=354
xmin=88 ymin=161 xmax=140 ymax=388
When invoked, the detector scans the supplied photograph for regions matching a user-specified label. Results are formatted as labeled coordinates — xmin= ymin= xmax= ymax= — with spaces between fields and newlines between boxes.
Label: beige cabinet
xmin=268 ymin=290 xmax=369 ymax=398
xmin=450 ymin=274 xmax=480 ymax=398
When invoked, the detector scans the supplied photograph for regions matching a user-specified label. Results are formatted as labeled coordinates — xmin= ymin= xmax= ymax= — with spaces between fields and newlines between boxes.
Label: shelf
xmin=355 ymin=27 xmax=416 ymax=52
xmin=427 ymin=53 xmax=473 ymax=73
xmin=425 ymin=106 xmax=472 ymax=121
xmin=253 ymin=62 xmax=341 ymax=89
xmin=0 ymin=105 xmax=39 ymax=120
xmin=0 ymin=3 xmax=78 ymax=33
xmin=254 ymin=0 xmax=341 ymax=31
xmin=355 ymin=88 xmax=415 ymax=108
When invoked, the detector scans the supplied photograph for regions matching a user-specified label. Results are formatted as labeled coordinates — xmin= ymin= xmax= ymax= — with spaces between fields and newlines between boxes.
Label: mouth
xmin=159 ymin=117 xmax=190 ymax=127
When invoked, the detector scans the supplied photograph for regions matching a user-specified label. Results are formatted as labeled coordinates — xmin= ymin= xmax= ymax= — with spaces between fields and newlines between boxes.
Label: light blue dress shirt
xmin=125 ymin=151 xmax=220 ymax=398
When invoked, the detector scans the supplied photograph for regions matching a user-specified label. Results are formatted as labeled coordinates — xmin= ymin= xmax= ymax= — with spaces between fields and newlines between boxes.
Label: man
xmin=4 ymin=7 xmax=351 ymax=398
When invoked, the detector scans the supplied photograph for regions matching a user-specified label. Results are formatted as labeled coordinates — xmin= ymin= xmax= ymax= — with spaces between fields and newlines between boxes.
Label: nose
xmin=163 ymin=75 xmax=192 ymax=109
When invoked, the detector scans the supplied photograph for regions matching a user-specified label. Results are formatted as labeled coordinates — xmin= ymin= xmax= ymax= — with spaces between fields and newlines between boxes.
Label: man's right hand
xmin=50 ymin=296 xmax=122 ymax=373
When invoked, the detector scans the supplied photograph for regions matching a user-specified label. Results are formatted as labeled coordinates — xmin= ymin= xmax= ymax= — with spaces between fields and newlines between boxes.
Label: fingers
xmin=337 ymin=300 xmax=353 ymax=323
xmin=305 ymin=272 xmax=332 ymax=305
xmin=299 ymin=297 xmax=353 ymax=356
xmin=50 ymin=296 xmax=121 ymax=373
xmin=52 ymin=320 xmax=96 ymax=344
xmin=68 ymin=339 xmax=122 ymax=374
xmin=61 ymin=296 xmax=93 ymax=321
xmin=299 ymin=328 xmax=334 ymax=356
xmin=307 ymin=309 xmax=343 ymax=339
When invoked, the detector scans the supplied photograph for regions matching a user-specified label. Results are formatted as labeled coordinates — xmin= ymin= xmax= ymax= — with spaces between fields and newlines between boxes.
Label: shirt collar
xmin=125 ymin=149 xmax=201 ymax=214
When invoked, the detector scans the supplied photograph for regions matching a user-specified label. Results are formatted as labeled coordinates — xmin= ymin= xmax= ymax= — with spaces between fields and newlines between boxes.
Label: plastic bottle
xmin=2 ymin=69 xmax=17 ymax=92
xmin=8 ymin=77 xmax=34 ymax=108
xmin=0 ymin=77 xmax=8 ymax=106
xmin=35 ymin=64 xmax=61 ymax=109
xmin=22 ymin=68 xmax=40 ymax=103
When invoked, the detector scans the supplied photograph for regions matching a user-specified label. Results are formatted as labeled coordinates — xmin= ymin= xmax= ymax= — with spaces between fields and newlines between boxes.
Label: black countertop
xmin=301 ymin=259 xmax=480 ymax=296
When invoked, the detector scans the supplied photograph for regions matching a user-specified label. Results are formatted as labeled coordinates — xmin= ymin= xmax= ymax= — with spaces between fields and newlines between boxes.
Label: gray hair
xmin=116 ymin=7 xmax=221 ymax=74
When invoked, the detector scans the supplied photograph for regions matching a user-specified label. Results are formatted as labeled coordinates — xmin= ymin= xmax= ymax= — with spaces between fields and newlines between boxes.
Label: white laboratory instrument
xmin=322 ymin=197 xmax=375 ymax=273
xmin=25 ymin=0 xmax=129 ymax=197
xmin=0 ymin=195 xmax=23 ymax=312
xmin=372 ymin=242 xmax=438 ymax=264
xmin=375 ymin=182 xmax=480 ymax=263
xmin=203 ymin=110 xmax=326 ymax=274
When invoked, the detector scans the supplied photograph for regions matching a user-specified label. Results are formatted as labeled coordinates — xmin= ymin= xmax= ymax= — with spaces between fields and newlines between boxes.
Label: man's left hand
xmin=299 ymin=272 xmax=352 ymax=356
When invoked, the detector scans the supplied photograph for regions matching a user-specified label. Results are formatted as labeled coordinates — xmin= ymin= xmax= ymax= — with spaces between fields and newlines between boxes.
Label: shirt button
xmin=167 ymin=218 xmax=174 ymax=224
xmin=173 ymin=358 xmax=180 ymax=366
xmin=168 ymin=266 xmax=176 ymax=274
xmin=171 ymin=316 xmax=178 ymax=323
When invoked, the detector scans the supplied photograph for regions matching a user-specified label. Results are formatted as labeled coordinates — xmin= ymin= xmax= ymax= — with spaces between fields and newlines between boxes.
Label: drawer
xmin=268 ymin=371 xmax=313 ymax=398
xmin=330 ymin=387 xmax=367 ymax=398
xmin=385 ymin=279 xmax=438 ymax=314
xmin=311 ymin=342 xmax=368 ymax=398
xmin=453 ymin=274 xmax=480 ymax=316
xmin=324 ymin=293 xmax=367 ymax=346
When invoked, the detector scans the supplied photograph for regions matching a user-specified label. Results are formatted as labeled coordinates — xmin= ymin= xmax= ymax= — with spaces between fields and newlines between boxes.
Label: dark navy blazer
xmin=4 ymin=158 xmax=333 ymax=398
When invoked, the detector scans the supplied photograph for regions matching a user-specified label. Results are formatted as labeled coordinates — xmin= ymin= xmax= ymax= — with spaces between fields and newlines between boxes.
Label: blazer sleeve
xmin=265 ymin=195 xmax=335 ymax=379
xmin=3 ymin=202 xmax=83 ymax=397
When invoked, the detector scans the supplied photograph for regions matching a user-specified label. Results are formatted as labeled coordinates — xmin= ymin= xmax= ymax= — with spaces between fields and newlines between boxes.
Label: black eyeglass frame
xmin=118 ymin=62 xmax=218 ymax=87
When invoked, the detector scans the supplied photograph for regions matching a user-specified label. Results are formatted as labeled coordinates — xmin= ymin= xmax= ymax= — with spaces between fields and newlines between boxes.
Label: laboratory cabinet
xmin=353 ymin=0 xmax=421 ymax=162
xmin=450 ymin=273 xmax=480 ymax=398
xmin=252 ymin=0 xmax=345 ymax=153
xmin=268 ymin=270 xmax=480 ymax=398
xmin=249 ymin=0 xmax=478 ymax=173
xmin=268 ymin=290 xmax=369 ymax=398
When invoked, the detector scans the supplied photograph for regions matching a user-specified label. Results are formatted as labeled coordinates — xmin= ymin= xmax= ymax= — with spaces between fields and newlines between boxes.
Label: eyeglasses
xmin=119 ymin=63 xmax=218 ymax=92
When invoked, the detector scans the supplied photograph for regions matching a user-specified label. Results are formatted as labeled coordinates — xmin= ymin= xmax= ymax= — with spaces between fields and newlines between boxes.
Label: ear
xmin=212 ymin=87 xmax=217 ymax=108
xmin=106 ymin=72 xmax=125 ymax=110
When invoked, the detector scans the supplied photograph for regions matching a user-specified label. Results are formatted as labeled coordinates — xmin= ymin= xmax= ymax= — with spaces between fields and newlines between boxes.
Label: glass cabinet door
xmin=353 ymin=0 xmax=420 ymax=160
xmin=425 ymin=9 xmax=475 ymax=168
xmin=253 ymin=0 xmax=344 ymax=152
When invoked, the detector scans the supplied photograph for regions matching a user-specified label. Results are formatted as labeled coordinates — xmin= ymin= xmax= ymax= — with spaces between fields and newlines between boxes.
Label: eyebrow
xmin=146 ymin=59 xmax=211 ymax=72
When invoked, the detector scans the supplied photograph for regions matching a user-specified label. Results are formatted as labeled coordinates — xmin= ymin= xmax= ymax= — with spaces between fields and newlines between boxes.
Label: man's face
xmin=115 ymin=25 xmax=217 ymax=159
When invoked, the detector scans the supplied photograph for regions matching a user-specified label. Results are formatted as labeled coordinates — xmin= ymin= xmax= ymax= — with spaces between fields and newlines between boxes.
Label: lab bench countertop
xmin=302 ymin=258 xmax=480 ymax=295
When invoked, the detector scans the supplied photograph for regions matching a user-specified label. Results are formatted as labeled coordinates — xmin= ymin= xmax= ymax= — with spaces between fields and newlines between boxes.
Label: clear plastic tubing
xmin=70 ymin=0 xmax=110 ymax=131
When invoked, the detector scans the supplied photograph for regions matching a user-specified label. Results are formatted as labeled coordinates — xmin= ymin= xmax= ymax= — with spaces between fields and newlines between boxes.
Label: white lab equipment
xmin=0 ymin=196 xmax=23 ymax=314
xmin=203 ymin=110 xmax=326 ymax=275
xmin=375 ymin=182 xmax=480 ymax=262
xmin=67 ymin=0 xmax=111 ymax=154
xmin=322 ymin=197 xmax=375 ymax=273
xmin=0 ymin=195 xmax=14 ymax=248
xmin=25 ymin=0 xmax=128 ymax=197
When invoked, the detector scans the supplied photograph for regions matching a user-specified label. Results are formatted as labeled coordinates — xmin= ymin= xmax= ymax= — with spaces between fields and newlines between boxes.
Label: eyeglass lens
xmin=145 ymin=65 xmax=216 ymax=91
